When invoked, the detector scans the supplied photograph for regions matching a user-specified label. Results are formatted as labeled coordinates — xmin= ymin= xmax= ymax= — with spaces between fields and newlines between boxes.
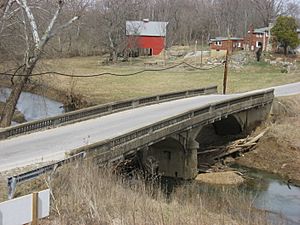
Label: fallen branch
xmin=216 ymin=129 xmax=269 ymax=159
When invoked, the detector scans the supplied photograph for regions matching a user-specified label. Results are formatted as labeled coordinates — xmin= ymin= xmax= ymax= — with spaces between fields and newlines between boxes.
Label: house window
xmin=216 ymin=41 xmax=222 ymax=46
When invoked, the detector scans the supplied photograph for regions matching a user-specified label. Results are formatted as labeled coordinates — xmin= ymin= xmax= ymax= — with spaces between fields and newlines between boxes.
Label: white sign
xmin=0 ymin=189 xmax=50 ymax=225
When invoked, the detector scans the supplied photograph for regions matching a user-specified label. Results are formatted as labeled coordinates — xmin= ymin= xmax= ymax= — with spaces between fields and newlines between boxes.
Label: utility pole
xmin=194 ymin=39 xmax=198 ymax=65
xmin=223 ymin=29 xmax=231 ymax=94
xmin=201 ymin=35 xmax=204 ymax=66
xmin=223 ymin=50 xmax=229 ymax=94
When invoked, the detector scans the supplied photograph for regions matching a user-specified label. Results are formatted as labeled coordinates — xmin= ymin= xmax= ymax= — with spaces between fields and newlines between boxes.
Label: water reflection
xmin=0 ymin=87 xmax=64 ymax=122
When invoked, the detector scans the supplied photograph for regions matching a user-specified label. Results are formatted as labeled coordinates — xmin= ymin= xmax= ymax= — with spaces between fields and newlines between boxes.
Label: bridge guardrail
xmin=6 ymin=89 xmax=274 ymax=198
xmin=7 ymin=152 xmax=86 ymax=199
xmin=70 ymin=89 xmax=274 ymax=161
xmin=0 ymin=86 xmax=217 ymax=140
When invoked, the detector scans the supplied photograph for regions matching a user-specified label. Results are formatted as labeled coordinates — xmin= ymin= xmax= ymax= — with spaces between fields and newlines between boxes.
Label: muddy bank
xmin=195 ymin=171 xmax=244 ymax=185
xmin=236 ymin=95 xmax=300 ymax=186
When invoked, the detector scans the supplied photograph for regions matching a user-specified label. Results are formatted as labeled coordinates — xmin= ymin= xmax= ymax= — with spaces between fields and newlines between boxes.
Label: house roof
xmin=254 ymin=27 xmax=300 ymax=34
xmin=210 ymin=37 xmax=244 ymax=42
xmin=254 ymin=27 xmax=269 ymax=34
xmin=126 ymin=21 xmax=168 ymax=37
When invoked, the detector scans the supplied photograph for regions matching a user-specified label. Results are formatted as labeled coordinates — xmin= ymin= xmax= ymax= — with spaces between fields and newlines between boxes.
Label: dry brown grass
xmin=45 ymin=162 xmax=279 ymax=225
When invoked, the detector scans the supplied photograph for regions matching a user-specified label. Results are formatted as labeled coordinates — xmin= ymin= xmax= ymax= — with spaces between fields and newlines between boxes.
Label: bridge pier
xmin=183 ymin=139 xmax=199 ymax=179
xmin=141 ymin=128 xmax=201 ymax=180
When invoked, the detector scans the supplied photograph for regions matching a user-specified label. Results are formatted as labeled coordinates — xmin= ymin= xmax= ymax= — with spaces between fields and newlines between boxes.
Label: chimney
xmin=248 ymin=24 xmax=254 ymax=33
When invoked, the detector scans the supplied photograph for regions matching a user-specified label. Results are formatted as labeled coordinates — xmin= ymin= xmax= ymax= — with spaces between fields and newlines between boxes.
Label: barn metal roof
xmin=126 ymin=21 xmax=168 ymax=37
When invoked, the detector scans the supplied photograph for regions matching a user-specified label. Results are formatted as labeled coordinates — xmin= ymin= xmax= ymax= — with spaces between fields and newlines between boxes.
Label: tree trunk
xmin=0 ymin=66 xmax=33 ymax=127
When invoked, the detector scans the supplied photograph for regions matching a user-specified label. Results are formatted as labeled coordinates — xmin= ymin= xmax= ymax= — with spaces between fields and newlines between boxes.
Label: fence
xmin=0 ymin=86 xmax=217 ymax=140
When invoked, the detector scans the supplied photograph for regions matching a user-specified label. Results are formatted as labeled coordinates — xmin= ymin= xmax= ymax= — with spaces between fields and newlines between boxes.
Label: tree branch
xmin=48 ymin=15 xmax=80 ymax=40
xmin=39 ymin=1 xmax=64 ymax=49
xmin=16 ymin=0 xmax=40 ymax=46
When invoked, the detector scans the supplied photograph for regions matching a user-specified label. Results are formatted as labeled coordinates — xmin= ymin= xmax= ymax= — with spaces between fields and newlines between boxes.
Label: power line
xmin=0 ymin=61 xmax=224 ymax=78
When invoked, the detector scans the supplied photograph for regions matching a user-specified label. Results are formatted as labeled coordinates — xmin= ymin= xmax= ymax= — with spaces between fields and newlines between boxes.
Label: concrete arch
xmin=196 ymin=115 xmax=244 ymax=149
xmin=144 ymin=137 xmax=187 ymax=178
xmin=213 ymin=115 xmax=243 ymax=136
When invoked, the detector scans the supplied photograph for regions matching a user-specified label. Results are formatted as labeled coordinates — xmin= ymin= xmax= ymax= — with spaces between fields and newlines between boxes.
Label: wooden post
xmin=32 ymin=192 xmax=39 ymax=225
xmin=223 ymin=50 xmax=229 ymax=94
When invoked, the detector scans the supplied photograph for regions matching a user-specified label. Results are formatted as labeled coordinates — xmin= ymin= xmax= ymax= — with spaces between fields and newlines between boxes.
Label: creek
xmin=0 ymin=87 xmax=64 ymax=124
xmin=237 ymin=166 xmax=300 ymax=225
xmin=162 ymin=166 xmax=300 ymax=225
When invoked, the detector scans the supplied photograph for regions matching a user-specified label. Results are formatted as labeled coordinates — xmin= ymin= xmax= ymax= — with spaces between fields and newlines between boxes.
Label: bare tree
xmin=95 ymin=0 xmax=143 ymax=62
xmin=251 ymin=0 xmax=286 ymax=26
xmin=0 ymin=0 xmax=88 ymax=127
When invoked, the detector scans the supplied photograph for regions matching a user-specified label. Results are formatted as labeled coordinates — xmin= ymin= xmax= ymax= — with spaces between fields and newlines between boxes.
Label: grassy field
xmin=33 ymin=55 xmax=300 ymax=105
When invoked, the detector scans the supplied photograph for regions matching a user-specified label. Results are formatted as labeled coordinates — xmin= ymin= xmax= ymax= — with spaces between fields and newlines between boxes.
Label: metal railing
xmin=0 ymin=86 xmax=217 ymax=140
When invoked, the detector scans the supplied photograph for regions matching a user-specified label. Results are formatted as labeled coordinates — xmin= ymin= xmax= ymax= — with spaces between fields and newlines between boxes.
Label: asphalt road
xmin=0 ymin=82 xmax=299 ymax=172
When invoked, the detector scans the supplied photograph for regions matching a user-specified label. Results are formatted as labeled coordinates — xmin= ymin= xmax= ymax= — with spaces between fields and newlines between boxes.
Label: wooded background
xmin=0 ymin=0 xmax=299 ymax=61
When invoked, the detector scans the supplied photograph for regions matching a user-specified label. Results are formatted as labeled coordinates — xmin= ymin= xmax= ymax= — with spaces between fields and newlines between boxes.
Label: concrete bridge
xmin=0 ymin=86 xmax=274 ymax=179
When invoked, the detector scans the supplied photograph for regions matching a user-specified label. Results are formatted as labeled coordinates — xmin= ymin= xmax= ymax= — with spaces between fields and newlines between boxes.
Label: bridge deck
xmin=0 ymin=93 xmax=242 ymax=171
xmin=2 ymin=80 xmax=299 ymax=172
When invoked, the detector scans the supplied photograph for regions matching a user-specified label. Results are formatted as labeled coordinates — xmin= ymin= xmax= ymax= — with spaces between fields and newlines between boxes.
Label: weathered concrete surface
xmin=141 ymin=101 xmax=273 ymax=180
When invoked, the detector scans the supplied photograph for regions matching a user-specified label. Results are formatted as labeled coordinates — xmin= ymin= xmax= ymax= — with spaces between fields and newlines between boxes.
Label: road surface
xmin=0 ymin=82 xmax=299 ymax=172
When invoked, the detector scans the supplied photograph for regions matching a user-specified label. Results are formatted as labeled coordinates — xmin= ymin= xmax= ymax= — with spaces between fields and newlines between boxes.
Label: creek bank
xmin=235 ymin=95 xmax=300 ymax=186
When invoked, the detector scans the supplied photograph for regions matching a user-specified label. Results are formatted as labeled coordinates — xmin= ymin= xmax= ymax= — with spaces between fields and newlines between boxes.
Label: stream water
xmin=162 ymin=166 xmax=300 ymax=225
xmin=239 ymin=167 xmax=300 ymax=225
xmin=0 ymin=87 xmax=64 ymax=123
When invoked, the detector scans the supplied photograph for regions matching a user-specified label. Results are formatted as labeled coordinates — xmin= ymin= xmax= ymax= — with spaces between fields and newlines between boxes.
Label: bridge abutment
xmin=232 ymin=103 xmax=272 ymax=132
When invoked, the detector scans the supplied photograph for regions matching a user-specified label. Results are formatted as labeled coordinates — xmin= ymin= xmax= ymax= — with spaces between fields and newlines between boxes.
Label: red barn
xmin=126 ymin=20 xmax=168 ymax=56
